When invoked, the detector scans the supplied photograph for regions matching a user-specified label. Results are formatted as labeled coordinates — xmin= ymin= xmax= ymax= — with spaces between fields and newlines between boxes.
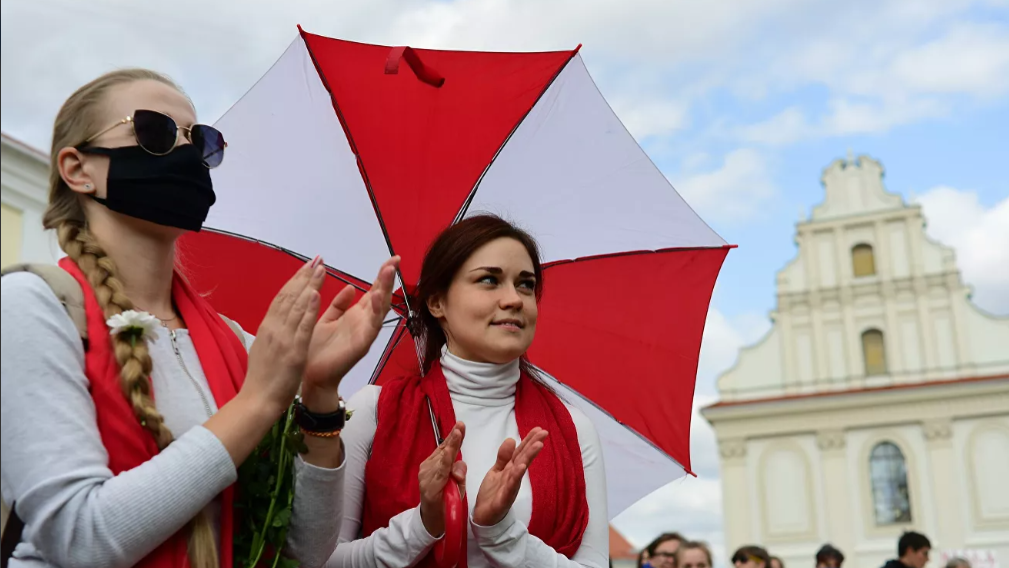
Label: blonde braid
xmin=47 ymin=68 xmax=219 ymax=568
xmin=58 ymin=222 xmax=219 ymax=567
xmin=59 ymin=222 xmax=174 ymax=446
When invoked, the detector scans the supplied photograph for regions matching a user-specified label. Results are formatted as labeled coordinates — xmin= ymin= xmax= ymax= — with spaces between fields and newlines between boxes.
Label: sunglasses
xmin=83 ymin=109 xmax=227 ymax=168
xmin=733 ymin=556 xmax=762 ymax=565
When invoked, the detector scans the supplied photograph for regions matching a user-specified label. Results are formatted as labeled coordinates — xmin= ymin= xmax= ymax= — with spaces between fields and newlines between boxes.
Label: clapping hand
xmin=419 ymin=422 xmax=467 ymax=537
xmin=301 ymin=256 xmax=400 ymax=410
xmin=472 ymin=427 xmax=549 ymax=527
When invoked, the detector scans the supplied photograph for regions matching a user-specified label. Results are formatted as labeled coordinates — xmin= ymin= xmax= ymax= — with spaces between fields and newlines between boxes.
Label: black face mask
xmin=82 ymin=144 xmax=216 ymax=232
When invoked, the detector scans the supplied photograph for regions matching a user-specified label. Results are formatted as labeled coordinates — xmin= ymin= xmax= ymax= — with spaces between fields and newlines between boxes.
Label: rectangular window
xmin=852 ymin=244 xmax=876 ymax=277
xmin=863 ymin=330 xmax=888 ymax=376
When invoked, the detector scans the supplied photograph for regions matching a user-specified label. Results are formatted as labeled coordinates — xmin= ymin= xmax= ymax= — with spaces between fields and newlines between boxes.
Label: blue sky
xmin=691 ymin=102 xmax=1009 ymax=322
xmin=3 ymin=0 xmax=1008 ymax=561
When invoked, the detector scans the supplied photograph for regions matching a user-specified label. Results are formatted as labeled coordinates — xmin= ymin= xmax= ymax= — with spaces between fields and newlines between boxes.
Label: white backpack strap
xmin=1 ymin=263 xmax=88 ymax=341
xmin=219 ymin=314 xmax=247 ymax=351
xmin=1 ymin=499 xmax=10 ymax=534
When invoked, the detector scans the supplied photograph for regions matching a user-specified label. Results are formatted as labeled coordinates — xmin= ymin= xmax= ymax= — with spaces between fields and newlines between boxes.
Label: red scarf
xmin=362 ymin=362 xmax=589 ymax=566
xmin=60 ymin=258 xmax=247 ymax=568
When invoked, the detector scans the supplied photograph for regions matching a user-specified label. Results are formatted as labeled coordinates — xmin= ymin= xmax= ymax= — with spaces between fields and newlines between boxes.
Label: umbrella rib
xmin=541 ymin=244 xmax=738 ymax=270
xmin=297 ymin=28 xmax=412 ymax=315
xmin=576 ymin=57 xmax=725 ymax=245
xmin=527 ymin=362 xmax=690 ymax=475
xmin=452 ymin=47 xmax=583 ymax=225
xmin=368 ymin=320 xmax=410 ymax=385
xmin=200 ymin=228 xmax=372 ymax=292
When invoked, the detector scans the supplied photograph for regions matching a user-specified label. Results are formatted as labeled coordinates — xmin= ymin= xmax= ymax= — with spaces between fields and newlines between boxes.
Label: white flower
xmin=106 ymin=310 xmax=161 ymax=340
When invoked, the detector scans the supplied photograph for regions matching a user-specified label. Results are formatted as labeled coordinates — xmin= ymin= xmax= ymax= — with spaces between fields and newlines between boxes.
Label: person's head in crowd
xmin=770 ymin=556 xmax=785 ymax=568
xmin=677 ymin=541 xmax=714 ymax=568
xmin=898 ymin=532 xmax=932 ymax=568
xmin=643 ymin=533 xmax=687 ymax=568
xmin=733 ymin=545 xmax=771 ymax=568
xmin=817 ymin=544 xmax=846 ymax=568
xmin=945 ymin=558 xmax=971 ymax=568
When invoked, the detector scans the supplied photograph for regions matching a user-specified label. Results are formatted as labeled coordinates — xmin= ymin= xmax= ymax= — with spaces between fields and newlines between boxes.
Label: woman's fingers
xmin=512 ymin=428 xmax=548 ymax=467
xmin=368 ymin=257 xmax=400 ymax=316
xmin=293 ymin=290 xmax=320 ymax=350
xmin=425 ymin=422 xmax=465 ymax=471
xmin=492 ymin=438 xmax=517 ymax=473
xmin=516 ymin=431 xmax=548 ymax=466
xmin=451 ymin=461 xmax=467 ymax=484
xmin=319 ymin=284 xmax=356 ymax=325
xmin=286 ymin=265 xmax=325 ymax=329
xmin=446 ymin=422 xmax=465 ymax=448
xmin=438 ymin=423 xmax=465 ymax=468
xmin=514 ymin=441 xmax=545 ymax=471
xmin=268 ymin=257 xmax=317 ymax=320
xmin=511 ymin=427 xmax=541 ymax=456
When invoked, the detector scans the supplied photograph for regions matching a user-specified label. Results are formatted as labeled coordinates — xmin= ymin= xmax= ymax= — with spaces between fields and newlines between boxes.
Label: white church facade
xmin=1 ymin=132 xmax=58 ymax=271
xmin=702 ymin=155 xmax=1009 ymax=568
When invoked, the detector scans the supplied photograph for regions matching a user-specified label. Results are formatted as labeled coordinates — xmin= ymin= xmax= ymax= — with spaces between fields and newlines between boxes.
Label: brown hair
xmin=411 ymin=214 xmax=544 ymax=373
xmin=679 ymin=541 xmax=714 ymax=568
xmin=639 ymin=532 xmax=688 ymax=567
xmin=44 ymin=69 xmax=217 ymax=568
xmin=733 ymin=545 xmax=771 ymax=568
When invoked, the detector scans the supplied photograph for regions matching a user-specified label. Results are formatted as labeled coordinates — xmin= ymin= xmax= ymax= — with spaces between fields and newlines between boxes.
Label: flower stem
xmin=248 ymin=406 xmax=295 ymax=567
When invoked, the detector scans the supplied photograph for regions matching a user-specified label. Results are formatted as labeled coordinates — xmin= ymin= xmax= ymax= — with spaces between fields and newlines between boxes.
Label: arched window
xmin=862 ymin=329 xmax=888 ymax=376
xmin=869 ymin=442 xmax=912 ymax=524
xmin=852 ymin=244 xmax=876 ymax=277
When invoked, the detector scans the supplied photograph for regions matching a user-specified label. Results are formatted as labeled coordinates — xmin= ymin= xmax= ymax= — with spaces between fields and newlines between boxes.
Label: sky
xmin=3 ymin=0 xmax=1008 ymax=563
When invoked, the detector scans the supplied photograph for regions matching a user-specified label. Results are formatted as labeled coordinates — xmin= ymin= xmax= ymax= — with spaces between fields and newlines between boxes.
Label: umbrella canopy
xmin=180 ymin=27 xmax=731 ymax=518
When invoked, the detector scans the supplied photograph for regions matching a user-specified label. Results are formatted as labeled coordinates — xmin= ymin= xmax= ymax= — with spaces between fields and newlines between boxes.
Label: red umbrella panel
xmin=180 ymin=28 xmax=731 ymax=518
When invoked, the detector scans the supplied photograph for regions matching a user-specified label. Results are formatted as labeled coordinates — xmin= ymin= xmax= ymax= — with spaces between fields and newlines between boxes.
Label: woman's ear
xmin=427 ymin=294 xmax=446 ymax=319
xmin=58 ymin=147 xmax=97 ymax=196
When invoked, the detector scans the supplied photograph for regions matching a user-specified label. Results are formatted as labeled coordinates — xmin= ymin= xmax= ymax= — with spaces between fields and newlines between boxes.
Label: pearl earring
xmin=84 ymin=184 xmax=93 ymax=190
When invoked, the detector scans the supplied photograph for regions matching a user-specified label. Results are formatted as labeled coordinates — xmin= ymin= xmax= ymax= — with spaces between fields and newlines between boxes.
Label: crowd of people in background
xmin=625 ymin=530 xmax=976 ymax=568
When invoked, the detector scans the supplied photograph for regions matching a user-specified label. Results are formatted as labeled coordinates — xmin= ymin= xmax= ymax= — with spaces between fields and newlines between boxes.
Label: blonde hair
xmin=44 ymin=69 xmax=218 ymax=568
xmin=678 ymin=541 xmax=714 ymax=568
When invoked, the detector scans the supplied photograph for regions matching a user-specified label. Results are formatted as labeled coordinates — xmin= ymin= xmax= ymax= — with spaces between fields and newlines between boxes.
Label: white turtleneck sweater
xmin=326 ymin=349 xmax=609 ymax=567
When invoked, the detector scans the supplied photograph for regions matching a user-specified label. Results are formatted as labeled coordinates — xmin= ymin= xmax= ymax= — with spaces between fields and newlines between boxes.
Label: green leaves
xmin=235 ymin=404 xmax=306 ymax=568
xmin=272 ymin=508 xmax=292 ymax=528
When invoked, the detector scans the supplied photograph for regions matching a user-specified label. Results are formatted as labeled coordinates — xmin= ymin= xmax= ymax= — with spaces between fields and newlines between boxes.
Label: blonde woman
xmin=0 ymin=69 xmax=398 ymax=568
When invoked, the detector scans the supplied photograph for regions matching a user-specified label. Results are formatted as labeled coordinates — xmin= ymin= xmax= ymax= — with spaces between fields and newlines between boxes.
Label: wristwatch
xmin=294 ymin=396 xmax=347 ymax=435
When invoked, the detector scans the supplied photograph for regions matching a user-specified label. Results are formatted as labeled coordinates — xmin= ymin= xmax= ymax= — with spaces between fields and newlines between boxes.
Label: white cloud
xmin=730 ymin=8 xmax=1009 ymax=145
xmin=734 ymin=107 xmax=809 ymax=146
xmin=737 ymin=98 xmax=948 ymax=146
xmin=914 ymin=186 xmax=1009 ymax=314
xmin=0 ymin=0 xmax=814 ymax=148
xmin=887 ymin=23 xmax=1009 ymax=98
xmin=674 ymin=149 xmax=777 ymax=223
xmin=753 ymin=1 xmax=1004 ymax=101
xmin=696 ymin=309 xmax=773 ymax=397
xmin=8 ymin=0 xmax=1003 ymax=152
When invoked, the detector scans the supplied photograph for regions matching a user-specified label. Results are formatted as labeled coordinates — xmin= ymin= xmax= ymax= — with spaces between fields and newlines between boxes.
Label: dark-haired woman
xmin=328 ymin=215 xmax=609 ymax=567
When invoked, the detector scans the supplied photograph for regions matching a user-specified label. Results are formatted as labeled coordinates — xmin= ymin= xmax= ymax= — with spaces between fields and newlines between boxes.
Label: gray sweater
xmin=1 ymin=272 xmax=344 ymax=568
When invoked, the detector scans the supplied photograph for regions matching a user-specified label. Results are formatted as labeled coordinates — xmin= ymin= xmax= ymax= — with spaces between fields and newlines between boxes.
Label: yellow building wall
xmin=2 ymin=203 xmax=24 ymax=269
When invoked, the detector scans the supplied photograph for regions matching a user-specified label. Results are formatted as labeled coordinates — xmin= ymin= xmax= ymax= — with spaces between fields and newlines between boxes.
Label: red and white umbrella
xmin=181 ymin=27 xmax=732 ymax=518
